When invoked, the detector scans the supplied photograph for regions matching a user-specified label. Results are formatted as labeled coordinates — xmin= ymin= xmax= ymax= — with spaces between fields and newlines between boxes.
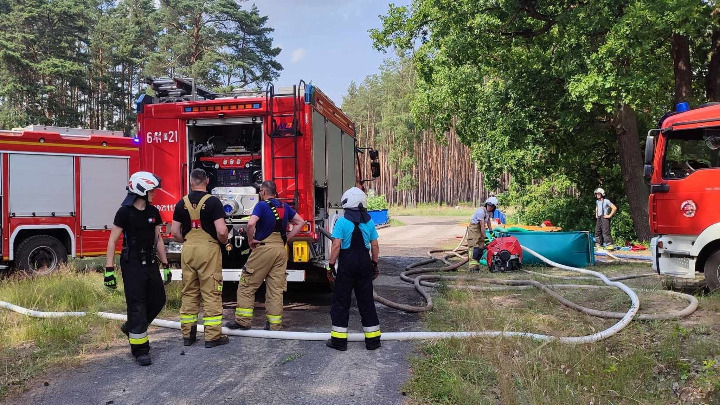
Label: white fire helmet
xmin=127 ymin=171 xmax=162 ymax=196
xmin=341 ymin=187 xmax=367 ymax=209
xmin=594 ymin=188 xmax=605 ymax=196
xmin=484 ymin=196 xmax=498 ymax=207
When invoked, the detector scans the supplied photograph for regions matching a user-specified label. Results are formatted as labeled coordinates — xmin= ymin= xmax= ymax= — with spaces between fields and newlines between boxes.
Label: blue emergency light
xmin=676 ymin=102 xmax=690 ymax=112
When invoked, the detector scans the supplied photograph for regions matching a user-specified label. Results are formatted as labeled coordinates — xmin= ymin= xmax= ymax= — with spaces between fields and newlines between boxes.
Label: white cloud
xmin=290 ymin=48 xmax=307 ymax=63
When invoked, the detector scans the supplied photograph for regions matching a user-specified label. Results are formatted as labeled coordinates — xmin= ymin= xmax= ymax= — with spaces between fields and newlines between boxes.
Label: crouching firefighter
xmin=170 ymin=169 xmax=230 ymax=348
xmin=105 ymin=171 xmax=169 ymax=366
xmin=326 ymin=187 xmax=381 ymax=351
xmin=226 ymin=180 xmax=304 ymax=331
xmin=467 ymin=196 xmax=497 ymax=272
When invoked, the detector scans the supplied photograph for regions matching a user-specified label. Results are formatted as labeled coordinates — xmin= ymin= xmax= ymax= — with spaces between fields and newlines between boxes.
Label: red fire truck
xmin=136 ymin=78 xmax=379 ymax=285
xmin=645 ymin=102 xmax=720 ymax=290
xmin=0 ymin=126 xmax=139 ymax=273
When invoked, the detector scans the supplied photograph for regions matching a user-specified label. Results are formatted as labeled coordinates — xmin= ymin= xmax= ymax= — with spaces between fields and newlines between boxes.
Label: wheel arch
xmin=9 ymin=225 xmax=75 ymax=261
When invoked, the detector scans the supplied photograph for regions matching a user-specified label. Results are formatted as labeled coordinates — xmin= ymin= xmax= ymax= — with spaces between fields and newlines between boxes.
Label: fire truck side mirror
xmin=643 ymin=164 xmax=653 ymax=179
xmin=644 ymin=135 xmax=654 ymax=165
xmin=371 ymin=161 xmax=381 ymax=178
xmin=369 ymin=149 xmax=379 ymax=160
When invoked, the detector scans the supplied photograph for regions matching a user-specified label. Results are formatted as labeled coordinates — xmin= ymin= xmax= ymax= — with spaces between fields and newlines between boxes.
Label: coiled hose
xmin=0 ymin=228 xmax=698 ymax=343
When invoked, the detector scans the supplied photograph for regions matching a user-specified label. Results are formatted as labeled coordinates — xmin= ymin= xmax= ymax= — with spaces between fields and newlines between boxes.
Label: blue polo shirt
xmin=252 ymin=199 xmax=297 ymax=241
xmin=331 ymin=217 xmax=378 ymax=249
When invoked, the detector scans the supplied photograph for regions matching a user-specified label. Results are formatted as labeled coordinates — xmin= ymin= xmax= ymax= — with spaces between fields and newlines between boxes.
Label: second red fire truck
xmin=137 ymin=78 xmax=379 ymax=285
xmin=645 ymin=102 xmax=720 ymax=290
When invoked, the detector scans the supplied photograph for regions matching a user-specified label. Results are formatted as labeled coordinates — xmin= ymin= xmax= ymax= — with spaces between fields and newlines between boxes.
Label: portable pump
xmin=486 ymin=235 xmax=523 ymax=273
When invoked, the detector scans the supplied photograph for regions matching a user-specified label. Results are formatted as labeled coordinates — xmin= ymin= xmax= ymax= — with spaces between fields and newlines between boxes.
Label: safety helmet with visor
xmin=341 ymin=187 xmax=367 ymax=210
xmin=122 ymin=171 xmax=162 ymax=206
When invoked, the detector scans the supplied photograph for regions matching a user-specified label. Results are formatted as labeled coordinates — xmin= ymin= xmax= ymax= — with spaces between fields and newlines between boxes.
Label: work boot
xmin=365 ymin=338 xmax=381 ymax=351
xmin=325 ymin=338 xmax=347 ymax=351
xmin=224 ymin=321 xmax=251 ymax=330
xmin=205 ymin=335 xmax=229 ymax=348
xmin=605 ymin=244 xmax=615 ymax=251
xmin=135 ymin=354 xmax=151 ymax=366
xmin=183 ymin=325 xmax=197 ymax=346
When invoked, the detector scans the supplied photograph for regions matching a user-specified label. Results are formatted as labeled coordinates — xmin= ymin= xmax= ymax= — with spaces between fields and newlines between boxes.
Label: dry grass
xmin=406 ymin=263 xmax=720 ymax=404
xmin=0 ymin=261 xmax=183 ymax=399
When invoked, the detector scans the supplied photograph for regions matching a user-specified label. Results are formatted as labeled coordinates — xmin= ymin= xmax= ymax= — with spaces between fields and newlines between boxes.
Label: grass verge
xmin=406 ymin=263 xmax=720 ymax=404
xmin=0 ymin=261 xmax=182 ymax=400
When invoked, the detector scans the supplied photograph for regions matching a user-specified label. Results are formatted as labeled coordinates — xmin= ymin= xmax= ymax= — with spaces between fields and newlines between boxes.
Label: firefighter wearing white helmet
xmin=594 ymin=187 xmax=617 ymax=250
xmin=466 ymin=196 xmax=499 ymax=272
xmin=326 ymin=187 xmax=381 ymax=351
xmin=105 ymin=171 xmax=169 ymax=366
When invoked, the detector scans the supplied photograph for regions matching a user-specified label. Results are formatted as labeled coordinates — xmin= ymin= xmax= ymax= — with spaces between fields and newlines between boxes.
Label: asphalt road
xmin=9 ymin=216 xmax=467 ymax=405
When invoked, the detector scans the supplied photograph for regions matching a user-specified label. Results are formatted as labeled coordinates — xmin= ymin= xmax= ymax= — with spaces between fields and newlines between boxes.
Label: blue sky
xmin=253 ymin=0 xmax=411 ymax=106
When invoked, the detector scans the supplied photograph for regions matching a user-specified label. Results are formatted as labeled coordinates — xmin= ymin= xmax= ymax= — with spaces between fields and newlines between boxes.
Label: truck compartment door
xmin=9 ymin=154 xmax=75 ymax=217
xmin=139 ymin=119 xmax=185 ymax=220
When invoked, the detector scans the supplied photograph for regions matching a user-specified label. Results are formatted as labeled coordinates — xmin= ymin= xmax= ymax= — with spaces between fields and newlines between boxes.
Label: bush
xmin=367 ymin=194 xmax=389 ymax=210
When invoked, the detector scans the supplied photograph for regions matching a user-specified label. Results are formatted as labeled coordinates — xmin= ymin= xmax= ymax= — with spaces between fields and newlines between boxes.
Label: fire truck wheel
xmin=15 ymin=235 xmax=68 ymax=275
xmin=704 ymin=249 xmax=720 ymax=292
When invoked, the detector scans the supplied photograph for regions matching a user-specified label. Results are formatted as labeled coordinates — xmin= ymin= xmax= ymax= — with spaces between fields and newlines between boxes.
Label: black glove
xmin=162 ymin=264 xmax=172 ymax=285
xmin=326 ymin=263 xmax=336 ymax=282
xmin=372 ymin=260 xmax=379 ymax=280
xmin=104 ymin=267 xmax=117 ymax=289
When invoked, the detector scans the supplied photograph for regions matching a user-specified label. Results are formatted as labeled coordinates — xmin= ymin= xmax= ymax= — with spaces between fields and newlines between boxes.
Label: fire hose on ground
xmin=0 ymin=229 xmax=698 ymax=343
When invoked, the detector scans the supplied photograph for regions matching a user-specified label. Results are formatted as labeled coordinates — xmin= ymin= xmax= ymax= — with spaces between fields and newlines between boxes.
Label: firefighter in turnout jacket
xmin=105 ymin=171 xmax=169 ymax=366
xmin=467 ymin=196 xmax=497 ymax=272
xmin=170 ymin=169 xmax=230 ymax=348
xmin=226 ymin=180 xmax=304 ymax=331
xmin=326 ymin=187 xmax=381 ymax=351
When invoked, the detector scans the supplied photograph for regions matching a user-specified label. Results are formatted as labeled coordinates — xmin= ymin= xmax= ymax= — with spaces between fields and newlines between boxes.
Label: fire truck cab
xmin=137 ymin=78 xmax=379 ymax=286
xmin=0 ymin=126 xmax=138 ymax=273
xmin=645 ymin=102 xmax=720 ymax=290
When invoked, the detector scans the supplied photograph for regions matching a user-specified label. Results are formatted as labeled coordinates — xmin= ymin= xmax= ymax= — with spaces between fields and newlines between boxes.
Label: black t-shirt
xmin=172 ymin=191 xmax=226 ymax=241
xmin=113 ymin=204 xmax=162 ymax=251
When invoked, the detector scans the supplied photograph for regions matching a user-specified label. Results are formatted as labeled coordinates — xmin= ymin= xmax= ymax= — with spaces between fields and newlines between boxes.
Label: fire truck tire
xmin=704 ymin=249 xmax=720 ymax=292
xmin=15 ymin=235 xmax=68 ymax=275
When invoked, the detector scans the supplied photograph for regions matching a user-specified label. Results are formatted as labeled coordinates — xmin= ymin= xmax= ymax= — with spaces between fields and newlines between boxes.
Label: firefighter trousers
xmin=180 ymin=238 xmax=223 ymax=341
xmin=466 ymin=223 xmax=485 ymax=269
xmin=595 ymin=216 xmax=613 ymax=246
xmin=121 ymin=258 xmax=166 ymax=357
xmin=330 ymin=223 xmax=380 ymax=349
xmin=235 ymin=233 xmax=287 ymax=330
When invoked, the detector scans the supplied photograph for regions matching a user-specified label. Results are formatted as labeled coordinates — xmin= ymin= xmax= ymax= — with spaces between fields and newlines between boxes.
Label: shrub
xmin=367 ymin=194 xmax=389 ymax=210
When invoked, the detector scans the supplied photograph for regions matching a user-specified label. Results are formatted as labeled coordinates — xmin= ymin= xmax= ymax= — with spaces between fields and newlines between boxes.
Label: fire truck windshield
xmin=663 ymin=132 xmax=720 ymax=179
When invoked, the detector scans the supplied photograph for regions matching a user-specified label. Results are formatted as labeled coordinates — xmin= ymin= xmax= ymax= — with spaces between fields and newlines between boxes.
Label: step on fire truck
xmin=0 ymin=126 xmax=139 ymax=273
xmin=137 ymin=78 xmax=380 ymax=285
xmin=645 ymin=102 xmax=720 ymax=290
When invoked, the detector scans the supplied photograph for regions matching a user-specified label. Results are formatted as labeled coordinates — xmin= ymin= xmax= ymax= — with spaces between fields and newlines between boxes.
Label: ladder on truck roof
xmin=266 ymin=80 xmax=304 ymax=209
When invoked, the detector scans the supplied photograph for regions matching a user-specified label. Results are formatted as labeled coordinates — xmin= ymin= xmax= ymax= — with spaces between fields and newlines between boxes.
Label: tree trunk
xmin=671 ymin=33 xmax=693 ymax=104
xmin=613 ymin=104 xmax=651 ymax=241
xmin=707 ymin=29 xmax=720 ymax=102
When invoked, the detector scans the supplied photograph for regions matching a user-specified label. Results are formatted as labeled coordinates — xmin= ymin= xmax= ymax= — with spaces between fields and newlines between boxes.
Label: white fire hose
xmin=0 ymin=245 xmax=698 ymax=343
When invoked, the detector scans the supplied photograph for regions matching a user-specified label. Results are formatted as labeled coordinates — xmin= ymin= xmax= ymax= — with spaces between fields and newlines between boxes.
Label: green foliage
xmin=370 ymin=0 xmax=720 ymax=241
xmin=366 ymin=194 xmax=389 ymax=211
xmin=0 ymin=0 xmax=281 ymax=131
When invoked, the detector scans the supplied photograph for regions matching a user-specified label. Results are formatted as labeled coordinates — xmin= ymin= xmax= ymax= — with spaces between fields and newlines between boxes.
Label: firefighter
xmin=326 ymin=187 xmax=381 ymax=351
xmin=467 ymin=196 xmax=497 ymax=272
xmin=594 ymin=188 xmax=617 ymax=250
xmin=104 ymin=171 xmax=169 ymax=366
xmin=226 ymin=180 xmax=304 ymax=331
xmin=170 ymin=168 xmax=229 ymax=348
